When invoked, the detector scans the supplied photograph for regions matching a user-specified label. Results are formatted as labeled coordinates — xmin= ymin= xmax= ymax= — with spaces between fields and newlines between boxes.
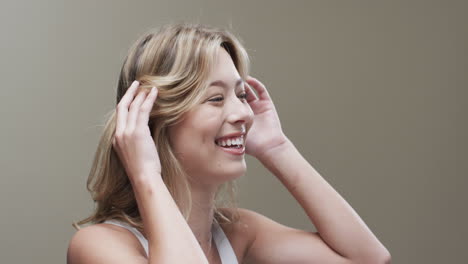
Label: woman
xmin=67 ymin=23 xmax=391 ymax=264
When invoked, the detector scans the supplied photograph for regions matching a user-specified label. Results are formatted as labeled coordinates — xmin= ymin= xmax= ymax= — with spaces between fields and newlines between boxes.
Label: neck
xmin=186 ymin=180 xmax=219 ymax=252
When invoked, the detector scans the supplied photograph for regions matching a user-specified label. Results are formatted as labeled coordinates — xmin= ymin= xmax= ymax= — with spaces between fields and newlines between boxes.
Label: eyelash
xmin=209 ymin=93 xmax=248 ymax=102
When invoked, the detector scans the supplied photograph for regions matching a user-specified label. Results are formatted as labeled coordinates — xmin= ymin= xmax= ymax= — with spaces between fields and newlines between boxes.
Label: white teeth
xmin=216 ymin=136 xmax=244 ymax=147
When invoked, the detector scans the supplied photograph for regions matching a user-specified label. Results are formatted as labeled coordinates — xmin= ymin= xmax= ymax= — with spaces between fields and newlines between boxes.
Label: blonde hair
xmin=74 ymin=23 xmax=250 ymax=234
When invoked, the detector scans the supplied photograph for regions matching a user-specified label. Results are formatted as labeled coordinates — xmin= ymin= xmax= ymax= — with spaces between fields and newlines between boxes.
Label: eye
xmin=208 ymin=92 xmax=247 ymax=103
xmin=208 ymin=96 xmax=223 ymax=102
xmin=238 ymin=92 xmax=248 ymax=101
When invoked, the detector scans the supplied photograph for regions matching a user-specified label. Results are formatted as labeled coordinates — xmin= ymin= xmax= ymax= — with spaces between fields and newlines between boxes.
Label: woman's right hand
xmin=112 ymin=80 xmax=161 ymax=184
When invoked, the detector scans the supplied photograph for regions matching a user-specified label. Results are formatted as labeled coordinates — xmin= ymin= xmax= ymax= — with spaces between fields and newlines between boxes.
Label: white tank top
xmin=103 ymin=219 xmax=239 ymax=264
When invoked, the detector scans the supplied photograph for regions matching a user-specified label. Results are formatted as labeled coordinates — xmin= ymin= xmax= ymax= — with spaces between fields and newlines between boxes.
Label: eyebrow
xmin=209 ymin=78 xmax=244 ymax=89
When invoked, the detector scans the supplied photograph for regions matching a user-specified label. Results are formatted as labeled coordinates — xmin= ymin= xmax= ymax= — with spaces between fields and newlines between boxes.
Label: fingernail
xmin=151 ymin=87 xmax=156 ymax=92
xmin=133 ymin=80 xmax=139 ymax=85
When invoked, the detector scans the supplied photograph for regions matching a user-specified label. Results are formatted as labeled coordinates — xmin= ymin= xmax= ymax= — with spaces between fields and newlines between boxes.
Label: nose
xmin=225 ymin=94 xmax=254 ymax=126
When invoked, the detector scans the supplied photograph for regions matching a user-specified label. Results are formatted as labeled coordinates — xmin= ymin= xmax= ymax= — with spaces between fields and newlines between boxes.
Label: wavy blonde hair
xmin=74 ymin=23 xmax=250 ymax=234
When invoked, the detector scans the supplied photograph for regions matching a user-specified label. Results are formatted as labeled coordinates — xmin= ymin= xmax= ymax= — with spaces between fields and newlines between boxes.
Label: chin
xmin=213 ymin=166 xmax=246 ymax=183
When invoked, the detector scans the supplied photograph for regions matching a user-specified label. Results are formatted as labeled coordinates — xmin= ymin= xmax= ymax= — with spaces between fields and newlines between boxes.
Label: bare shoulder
xmin=220 ymin=207 xmax=289 ymax=234
xmin=224 ymin=208 xmax=353 ymax=264
xmin=218 ymin=207 xmax=261 ymax=239
xmin=217 ymin=208 xmax=293 ymax=260
xmin=215 ymin=207 xmax=265 ymax=262
xmin=67 ymin=223 xmax=147 ymax=264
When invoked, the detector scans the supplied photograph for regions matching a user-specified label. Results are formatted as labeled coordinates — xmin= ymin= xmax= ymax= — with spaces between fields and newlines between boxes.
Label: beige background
xmin=0 ymin=0 xmax=466 ymax=263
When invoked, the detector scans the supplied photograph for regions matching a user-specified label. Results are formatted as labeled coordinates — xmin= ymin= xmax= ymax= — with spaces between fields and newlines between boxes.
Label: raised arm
xmin=67 ymin=81 xmax=208 ymax=264
xmin=242 ymin=77 xmax=391 ymax=264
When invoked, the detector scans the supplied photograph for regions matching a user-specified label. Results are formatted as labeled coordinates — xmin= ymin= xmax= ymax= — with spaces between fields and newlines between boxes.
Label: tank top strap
xmin=103 ymin=219 xmax=238 ymax=263
xmin=212 ymin=221 xmax=239 ymax=264
xmin=103 ymin=220 xmax=149 ymax=257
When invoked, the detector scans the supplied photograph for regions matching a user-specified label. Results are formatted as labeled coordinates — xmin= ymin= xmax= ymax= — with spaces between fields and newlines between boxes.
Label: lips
xmin=214 ymin=131 xmax=246 ymax=155
xmin=214 ymin=131 xmax=246 ymax=142
xmin=215 ymin=142 xmax=245 ymax=155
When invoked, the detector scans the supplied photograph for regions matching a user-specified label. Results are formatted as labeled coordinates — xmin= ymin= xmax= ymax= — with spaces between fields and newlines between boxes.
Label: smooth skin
xmin=67 ymin=71 xmax=391 ymax=263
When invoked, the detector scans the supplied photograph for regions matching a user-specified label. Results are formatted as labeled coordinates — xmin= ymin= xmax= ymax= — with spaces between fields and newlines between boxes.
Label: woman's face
xmin=168 ymin=48 xmax=254 ymax=186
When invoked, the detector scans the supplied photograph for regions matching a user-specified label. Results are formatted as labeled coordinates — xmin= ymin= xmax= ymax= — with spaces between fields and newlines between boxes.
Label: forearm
xmin=258 ymin=139 xmax=390 ymax=262
xmin=132 ymin=176 xmax=208 ymax=264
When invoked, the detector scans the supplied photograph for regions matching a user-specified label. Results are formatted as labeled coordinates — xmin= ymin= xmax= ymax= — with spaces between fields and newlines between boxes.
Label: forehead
xmin=208 ymin=78 xmax=244 ymax=90
xmin=206 ymin=48 xmax=243 ymax=89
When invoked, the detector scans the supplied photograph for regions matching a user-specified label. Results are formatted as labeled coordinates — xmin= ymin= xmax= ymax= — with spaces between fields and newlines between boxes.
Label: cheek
xmin=185 ymin=118 xmax=219 ymax=151
xmin=197 ymin=110 xmax=222 ymax=135
xmin=172 ymin=108 xmax=223 ymax=155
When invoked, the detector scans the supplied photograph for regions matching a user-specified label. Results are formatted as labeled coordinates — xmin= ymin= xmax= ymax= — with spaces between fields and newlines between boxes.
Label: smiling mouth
xmin=214 ymin=136 xmax=245 ymax=149
xmin=214 ymin=139 xmax=245 ymax=155
xmin=216 ymin=144 xmax=243 ymax=149
xmin=214 ymin=140 xmax=243 ymax=149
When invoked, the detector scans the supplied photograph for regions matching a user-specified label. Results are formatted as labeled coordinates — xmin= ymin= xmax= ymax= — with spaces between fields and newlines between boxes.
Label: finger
xmin=116 ymin=81 xmax=140 ymax=135
xmin=246 ymin=76 xmax=271 ymax=101
xmin=244 ymin=82 xmax=258 ymax=103
xmin=126 ymin=89 xmax=149 ymax=132
xmin=117 ymin=80 xmax=140 ymax=108
xmin=137 ymin=87 xmax=158 ymax=128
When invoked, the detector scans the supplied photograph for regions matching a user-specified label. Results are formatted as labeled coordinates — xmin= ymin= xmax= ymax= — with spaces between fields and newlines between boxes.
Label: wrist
xmin=257 ymin=137 xmax=294 ymax=163
xmin=130 ymin=171 xmax=163 ymax=190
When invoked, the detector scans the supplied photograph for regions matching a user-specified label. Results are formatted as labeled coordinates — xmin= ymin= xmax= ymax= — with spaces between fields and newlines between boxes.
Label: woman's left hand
xmin=244 ymin=76 xmax=289 ymax=160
